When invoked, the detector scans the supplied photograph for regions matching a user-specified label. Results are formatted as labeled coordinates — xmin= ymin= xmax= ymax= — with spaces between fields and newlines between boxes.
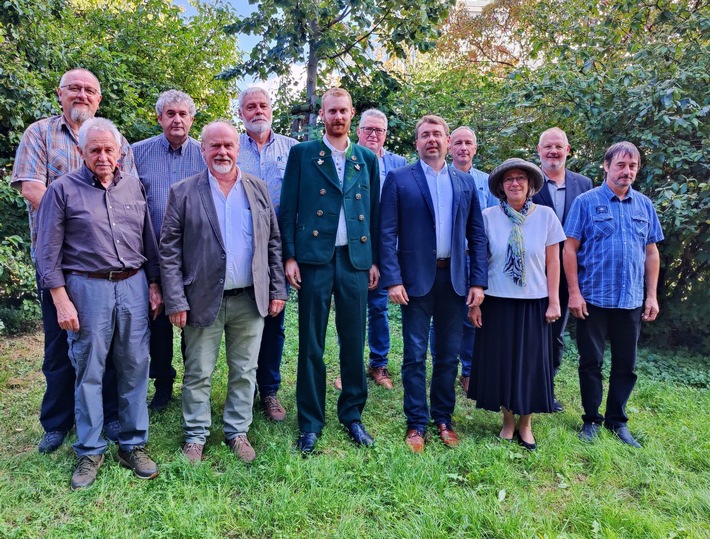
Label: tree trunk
xmin=305 ymin=23 xmax=319 ymax=138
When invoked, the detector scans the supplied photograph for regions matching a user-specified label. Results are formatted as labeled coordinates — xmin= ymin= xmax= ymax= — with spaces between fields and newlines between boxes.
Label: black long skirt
xmin=468 ymin=295 xmax=554 ymax=415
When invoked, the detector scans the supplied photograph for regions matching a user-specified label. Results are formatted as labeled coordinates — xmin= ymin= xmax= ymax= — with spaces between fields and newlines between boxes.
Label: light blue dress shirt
xmin=421 ymin=161 xmax=453 ymax=259
xmin=208 ymin=170 xmax=254 ymax=289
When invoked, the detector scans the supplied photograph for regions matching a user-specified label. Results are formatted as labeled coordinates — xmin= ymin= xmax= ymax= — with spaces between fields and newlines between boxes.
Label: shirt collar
xmin=80 ymin=163 xmax=121 ymax=188
xmin=323 ymin=134 xmax=350 ymax=156
xmin=245 ymin=130 xmax=275 ymax=148
xmin=208 ymin=167 xmax=242 ymax=188
xmin=601 ymin=180 xmax=635 ymax=201
xmin=420 ymin=160 xmax=448 ymax=177
xmin=160 ymin=133 xmax=190 ymax=154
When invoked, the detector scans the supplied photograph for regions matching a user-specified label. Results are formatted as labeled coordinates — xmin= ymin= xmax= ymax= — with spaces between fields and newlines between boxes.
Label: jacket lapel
xmin=450 ymin=166 xmax=464 ymax=218
xmin=313 ymin=142 xmax=343 ymax=192
xmin=413 ymin=161 xmax=435 ymax=222
xmin=197 ymin=171 xmax=226 ymax=252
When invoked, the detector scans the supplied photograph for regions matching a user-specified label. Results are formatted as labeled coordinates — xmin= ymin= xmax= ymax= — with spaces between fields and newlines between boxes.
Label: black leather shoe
xmin=515 ymin=430 xmax=536 ymax=451
xmin=552 ymin=398 xmax=564 ymax=413
xmin=605 ymin=424 xmax=642 ymax=448
xmin=149 ymin=385 xmax=173 ymax=412
xmin=346 ymin=421 xmax=374 ymax=447
xmin=295 ymin=432 xmax=319 ymax=454
xmin=578 ymin=422 xmax=601 ymax=442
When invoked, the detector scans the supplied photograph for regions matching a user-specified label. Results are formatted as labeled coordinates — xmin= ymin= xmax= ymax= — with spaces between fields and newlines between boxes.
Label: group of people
xmin=11 ymin=68 xmax=663 ymax=491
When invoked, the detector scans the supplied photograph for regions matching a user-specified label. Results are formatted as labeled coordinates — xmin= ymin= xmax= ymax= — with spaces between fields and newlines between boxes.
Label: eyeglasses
xmin=361 ymin=127 xmax=386 ymax=136
xmin=503 ymin=176 xmax=529 ymax=185
xmin=60 ymin=85 xmax=100 ymax=97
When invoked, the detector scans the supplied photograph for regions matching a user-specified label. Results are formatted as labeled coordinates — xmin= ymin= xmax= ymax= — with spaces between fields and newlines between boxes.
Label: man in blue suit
xmin=532 ymin=127 xmax=593 ymax=411
xmin=380 ymin=115 xmax=487 ymax=452
xmin=355 ymin=108 xmax=407 ymax=390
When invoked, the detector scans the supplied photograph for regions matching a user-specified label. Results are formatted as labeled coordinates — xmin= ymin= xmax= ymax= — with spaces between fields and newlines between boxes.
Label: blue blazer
xmin=532 ymin=168 xmax=593 ymax=225
xmin=379 ymin=161 xmax=488 ymax=298
xmin=382 ymin=150 xmax=407 ymax=174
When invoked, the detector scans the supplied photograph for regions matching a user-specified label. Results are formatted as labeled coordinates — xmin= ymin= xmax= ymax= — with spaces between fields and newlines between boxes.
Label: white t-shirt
xmin=483 ymin=204 xmax=566 ymax=299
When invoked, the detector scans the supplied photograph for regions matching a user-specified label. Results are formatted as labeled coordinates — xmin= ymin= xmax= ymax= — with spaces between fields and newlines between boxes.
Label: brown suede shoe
xmin=182 ymin=442 xmax=204 ymax=464
xmin=226 ymin=435 xmax=256 ymax=463
xmin=334 ymin=376 xmax=342 ymax=391
xmin=261 ymin=394 xmax=286 ymax=422
xmin=405 ymin=429 xmax=425 ymax=453
xmin=437 ymin=423 xmax=459 ymax=448
xmin=71 ymin=454 xmax=104 ymax=491
xmin=367 ymin=366 xmax=394 ymax=389
xmin=458 ymin=375 xmax=470 ymax=393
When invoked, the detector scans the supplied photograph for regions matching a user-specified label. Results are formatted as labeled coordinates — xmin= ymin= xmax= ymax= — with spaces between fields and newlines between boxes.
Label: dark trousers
xmin=36 ymin=273 xmax=119 ymax=434
xmin=550 ymin=281 xmax=570 ymax=377
xmin=295 ymin=247 xmax=368 ymax=433
xmin=256 ymin=305 xmax=287 ymax=396
xmin=401 ymin=267 xmax=464 ymax=432
xmin=148 ymin=310 xmax=176 ymax=391
xmin=576 ymin=303 xmax=642 ymax=427
xmin=429 ymin=303 xmax=474 ymax=377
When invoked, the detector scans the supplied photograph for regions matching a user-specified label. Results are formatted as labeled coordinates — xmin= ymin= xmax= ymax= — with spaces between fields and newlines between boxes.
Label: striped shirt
xmin=11 ymin=114 xmax=137 ymax=251
xmin=564 ymin=181 xmax=663 ymax=309
xmin=132 ymin=134 xmax=206 ymax=241
xmin=237 ymin=131 xmax=297 ymax=218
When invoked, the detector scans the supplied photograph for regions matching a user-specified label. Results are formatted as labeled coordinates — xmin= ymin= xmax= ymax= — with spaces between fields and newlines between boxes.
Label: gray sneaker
xmin=117 ymin=447 xmax=159 ymax=479
xmin=71 ymin=454 xmax=104 ymax=491
xmin=226 ymin=435 xmax=256 ymax=463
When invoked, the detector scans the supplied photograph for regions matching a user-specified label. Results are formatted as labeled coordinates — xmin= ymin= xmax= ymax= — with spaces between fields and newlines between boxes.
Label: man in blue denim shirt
xmin=563 ymin=141 xmax=663 ymax=448
xmin=237 ymin=87 xmax=297 ymax=421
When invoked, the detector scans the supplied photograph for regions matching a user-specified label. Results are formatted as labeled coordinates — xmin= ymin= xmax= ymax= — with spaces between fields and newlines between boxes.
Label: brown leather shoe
xmin=334 ymin=376 xmax=342 ymax=391
xmin=437 ymin=423 xmax=459 ymax=448
xmin=405 ymin=429 xmax=425 ymax=453
xmin=367 ymin=366 xmax=394 ymax=389
xmin=182 ymin=442 xmax=204 ymax=464
xmin=458 ymin=375 xmax=470 ymax=393
xmin=261 ymin=394 xmax=286 ymax=422
xmin=226 ymin=435 xmax=256 ymax=463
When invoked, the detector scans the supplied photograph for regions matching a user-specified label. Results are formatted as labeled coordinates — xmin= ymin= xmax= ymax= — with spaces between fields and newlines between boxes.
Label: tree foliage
xmin=220 ymin=0 xmax=455 ymax=128
xmin=0 ymin=0 xmax=240 ymax=334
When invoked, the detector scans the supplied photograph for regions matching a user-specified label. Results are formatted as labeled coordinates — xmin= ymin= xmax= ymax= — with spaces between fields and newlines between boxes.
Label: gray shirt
xmin=36 ymin=164 xmax=160 ymax=289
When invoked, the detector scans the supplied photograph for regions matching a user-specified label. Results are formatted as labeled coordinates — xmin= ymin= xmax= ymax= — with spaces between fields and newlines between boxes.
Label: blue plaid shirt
xmin=564 ymin=181 xmax=663 ymax=309
xmin=237 ymin=131 xmax=297 ymax=217
xmin=467 ymin=166 xmax=498 ymax=209
xmin=132 ymin=134 xmax=206 ymax=241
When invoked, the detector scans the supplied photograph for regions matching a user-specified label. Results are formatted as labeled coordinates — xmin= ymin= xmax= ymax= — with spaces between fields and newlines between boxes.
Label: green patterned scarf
xmin=501 ymin=199 xmax=533 ymax=287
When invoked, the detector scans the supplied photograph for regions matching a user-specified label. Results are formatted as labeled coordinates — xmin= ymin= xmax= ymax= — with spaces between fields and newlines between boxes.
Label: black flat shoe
xmin=605 ymin=424 xmax=641 ymax=448
xmin=295 ymin=432 xmax=319 ymax=454
xmin=515 ymin=430 xmax=537 ymax=451
xmin=346 ymin=421 xmax=374 ymax=447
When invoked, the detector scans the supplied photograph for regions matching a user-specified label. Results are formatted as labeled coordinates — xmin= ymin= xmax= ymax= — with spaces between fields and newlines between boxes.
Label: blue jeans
xmin=367 ymin=285 xmax=390 ymax=369
xmin=65 ymin=271 xmax=150 ymax=456
xmin=36 ymin=272 xmax=119 ymax=434
xmin=401 ymin=267 xmax=464 ymax=432
xmin=429 ymin=304 xmax=474 ymax=377
xmin=256 ymin=290 xmax=287 ymax=396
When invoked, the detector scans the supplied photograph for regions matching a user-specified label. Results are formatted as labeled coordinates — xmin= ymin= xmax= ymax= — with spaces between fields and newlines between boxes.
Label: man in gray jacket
xmin=159 ymin=121 xmax=287 ymax=464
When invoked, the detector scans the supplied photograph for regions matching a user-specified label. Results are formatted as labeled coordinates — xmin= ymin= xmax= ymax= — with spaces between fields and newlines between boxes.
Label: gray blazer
xmin=159 ymin=169 xmax=287 ymax=327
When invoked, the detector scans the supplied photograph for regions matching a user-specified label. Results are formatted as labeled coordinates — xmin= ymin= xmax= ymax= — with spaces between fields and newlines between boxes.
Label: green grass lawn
xmin=1 ymin=305 xmax=708 ymax=538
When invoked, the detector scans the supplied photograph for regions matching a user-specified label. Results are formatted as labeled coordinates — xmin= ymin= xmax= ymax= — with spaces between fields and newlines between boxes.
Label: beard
xmin=212 ymin=161 xmax=233 ymax=174
xmin=244 ymin=117 xmax=272 ymax=135
xmin=70 ymin=106 xmax=94 ymax=124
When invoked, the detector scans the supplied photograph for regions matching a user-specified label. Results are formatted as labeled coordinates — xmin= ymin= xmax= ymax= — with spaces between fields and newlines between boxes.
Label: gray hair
xmin=450 ymin=126 xmax=477 ymax=145
xmin=155 ymin=90 xmax=196 ymax=117
xmin=59 ymin=68 xmax=101 ymax=94
xmin=201 ymin=120 xmax=239 ymax=141
xmin=359 ymin=109 xmax=388 ymax=129
xmin=77 ymin=117 xmax=121 ymax=151
xmin=538 ymin=127 xmax=568 ymax=146
xmin=604 ymin=141 xmax=640 ymax=167
xmin=237 ymin=87 xmax=271 ymax=110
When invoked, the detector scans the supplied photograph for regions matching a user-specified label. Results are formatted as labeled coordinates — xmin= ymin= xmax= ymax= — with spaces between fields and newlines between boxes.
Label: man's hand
xmin=149 ymin=283 xmax=163 ymax=320
xmin=641 ymin=296 xmax=659 ymax=322
xmin=269 ymin=299 xmax=286 ymax=317
xmin=568 ymin=291 xmax=589 ymax=320
xmin=388 ymin=284 xmax=409 ymax=305
xmin=169 ymin=311 xmax=188 ymax=328
xmin=285 ymin=258 xmax=301 ymax=290
xmin=368 ymin=264 xmax=380 ymax=290
xmin=466 ymin=286 xmax=484 ymax=308
xmin=50 ymin=287 xmax=80 ymax=332
xmin=468 ymin=305 xmax=482 ymax=328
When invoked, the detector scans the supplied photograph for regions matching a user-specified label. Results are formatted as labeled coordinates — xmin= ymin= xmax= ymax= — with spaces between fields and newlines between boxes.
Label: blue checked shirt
xmin=237 ymin=131 xmax=297 ymax=218
xmin=564 ymin=181 xmax=663 ymax=309
xmin=11 ymin=114 xmax=137 ymax=252
xmin=132 ymin=134 xmax=206 ymax=241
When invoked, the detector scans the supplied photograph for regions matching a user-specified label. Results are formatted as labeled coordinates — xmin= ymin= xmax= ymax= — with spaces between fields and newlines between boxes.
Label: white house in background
xmin=460 ymin=0 xmax=492 ymax=15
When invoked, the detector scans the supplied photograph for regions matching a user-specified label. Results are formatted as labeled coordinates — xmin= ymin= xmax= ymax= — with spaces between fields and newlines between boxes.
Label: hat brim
xmin=488 ymin=158 xmax=544 ymax=199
